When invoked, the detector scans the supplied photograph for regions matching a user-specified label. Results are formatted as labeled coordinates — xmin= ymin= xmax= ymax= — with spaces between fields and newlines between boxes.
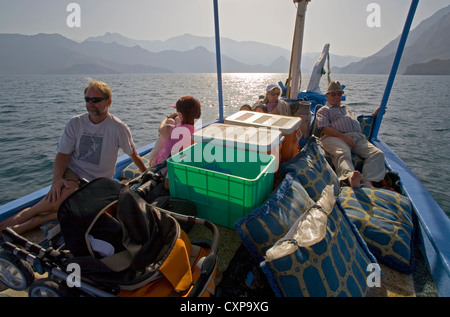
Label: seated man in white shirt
xmin=0 ymin=80 xmax=146 ymax=234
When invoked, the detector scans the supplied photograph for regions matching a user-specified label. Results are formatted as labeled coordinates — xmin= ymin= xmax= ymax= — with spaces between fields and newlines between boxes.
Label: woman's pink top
xmin=153 ymin=123 xmax=195 ymax=166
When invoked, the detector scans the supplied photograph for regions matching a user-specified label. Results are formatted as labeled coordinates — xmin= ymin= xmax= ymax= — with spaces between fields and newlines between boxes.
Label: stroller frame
xmin=0 ymin=177 xmax=219 ymax=297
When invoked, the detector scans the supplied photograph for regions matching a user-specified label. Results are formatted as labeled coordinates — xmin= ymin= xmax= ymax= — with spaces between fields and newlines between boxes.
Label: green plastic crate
xmin=167 ymin=142 xmax=275 ymax=228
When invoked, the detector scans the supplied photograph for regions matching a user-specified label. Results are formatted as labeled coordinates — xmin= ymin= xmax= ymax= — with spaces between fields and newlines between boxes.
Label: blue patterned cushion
xmin=120 ymin=152 xmax=152 ymax=180
xmin=280 ymin=137 xmax=340 ymax=201
xmin=260 ymin=200 xmax=377 ymax=297
xmin=235 ymin=173 xmax=315 ymax=263
xmin=338 ymin=186 xmax=414 ymax=273
xmin=40 ymin=220 xmax=59 ymax=237
xmin=357 ymin=115 xmax=375 ymax=139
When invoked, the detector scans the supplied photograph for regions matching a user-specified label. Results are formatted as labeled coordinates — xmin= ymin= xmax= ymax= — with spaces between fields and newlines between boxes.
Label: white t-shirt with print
xmin=57 ymin=113 xmax=136 ymax=181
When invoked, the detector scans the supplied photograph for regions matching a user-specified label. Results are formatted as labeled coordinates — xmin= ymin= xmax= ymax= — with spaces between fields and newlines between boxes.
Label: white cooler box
xmin=192 ymin=123 xmax=283 ymax=171
xmin=224 ymin=111 xmax=301 ymax=163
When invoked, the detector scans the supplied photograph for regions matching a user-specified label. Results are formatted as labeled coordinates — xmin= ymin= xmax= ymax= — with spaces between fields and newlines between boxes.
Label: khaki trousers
xmin=320 ymin=132 xmax=385 ymax=183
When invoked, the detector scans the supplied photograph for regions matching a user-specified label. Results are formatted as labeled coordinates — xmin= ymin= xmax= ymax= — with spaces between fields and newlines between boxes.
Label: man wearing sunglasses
xmin=0 ymin=80 xmax=146 ymax=234
xmin=316 ymin=81 xmax=385 ymax=189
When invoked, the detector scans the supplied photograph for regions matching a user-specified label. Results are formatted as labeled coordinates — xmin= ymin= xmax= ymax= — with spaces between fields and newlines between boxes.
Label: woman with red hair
xmin=150 ymin=96 xmax=201 ymax=167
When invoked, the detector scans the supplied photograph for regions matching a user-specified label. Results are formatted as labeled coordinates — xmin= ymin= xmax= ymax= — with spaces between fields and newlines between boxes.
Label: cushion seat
xmin=235 ymin=123 xmax=414 ymax=296
xmin=338 ymin=186 xmax=414 ymax=273
xmin=235 ymin=174 xmax=376 ymax=297
xmin=120 ymin=151 xmax=153 ymax=180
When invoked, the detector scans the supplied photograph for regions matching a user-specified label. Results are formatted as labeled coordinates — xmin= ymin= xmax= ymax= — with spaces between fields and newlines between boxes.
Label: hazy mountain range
xmin=84 ymin=32 xmax=360 ymax=73
xmin=0 ymin=4 xmax=448 ymax=75
xmin=334 ymin=4 xmax=450 ymax=75
xmin=0 ymin=32 xmax=360 ymax=75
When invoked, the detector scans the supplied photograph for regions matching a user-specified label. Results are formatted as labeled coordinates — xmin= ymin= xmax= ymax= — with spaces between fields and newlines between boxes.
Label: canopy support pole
xmin=287 ymin=0 xmax=309 ymax=99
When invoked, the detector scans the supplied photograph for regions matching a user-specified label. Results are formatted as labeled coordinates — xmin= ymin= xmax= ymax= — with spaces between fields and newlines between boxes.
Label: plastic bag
xmin=265 ymin=185 xmax=335 ymax=261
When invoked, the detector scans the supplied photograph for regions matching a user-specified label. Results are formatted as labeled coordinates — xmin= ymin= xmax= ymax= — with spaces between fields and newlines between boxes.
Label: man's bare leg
xmin=10 ymin=211 xmax=58 ymax=235
xmin=0 ymin=181 xmax=78 ymax=233
xmin=0 ymin=207 xmax=31 ymax=231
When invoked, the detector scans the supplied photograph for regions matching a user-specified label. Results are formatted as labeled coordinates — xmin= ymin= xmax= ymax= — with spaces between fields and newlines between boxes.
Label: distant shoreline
xmin=403 ymin=59 xmax=450 ymax=75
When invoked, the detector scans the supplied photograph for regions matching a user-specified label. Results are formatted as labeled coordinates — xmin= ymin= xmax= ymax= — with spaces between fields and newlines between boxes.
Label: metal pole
xmin=213 ymin=0 xmax=224 ymax=122
xmin=288 ymin=0 xmax=308 ymax=99
xmin=371 ymin=0 xmax=419 ymax=141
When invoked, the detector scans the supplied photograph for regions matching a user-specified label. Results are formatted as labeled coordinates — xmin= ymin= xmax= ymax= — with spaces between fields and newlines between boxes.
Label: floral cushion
xmin=338 ymin=186 xmax=414 ymax=273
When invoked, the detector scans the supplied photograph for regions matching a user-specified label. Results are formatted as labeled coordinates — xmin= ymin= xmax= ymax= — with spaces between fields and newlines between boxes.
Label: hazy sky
xmin=0 ymin=0 xmax=448 ymax=57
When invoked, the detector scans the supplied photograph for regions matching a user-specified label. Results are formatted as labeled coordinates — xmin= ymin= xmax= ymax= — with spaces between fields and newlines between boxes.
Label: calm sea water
xmin=0 ymin=73 xmax=449 ymax=216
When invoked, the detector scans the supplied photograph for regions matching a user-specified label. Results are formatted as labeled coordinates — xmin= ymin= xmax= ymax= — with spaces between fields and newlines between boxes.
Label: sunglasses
xmin=330 ymin=92 xmax=343 ymax=97
xmin=84 ymin=96 xmax=106 ymax=103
